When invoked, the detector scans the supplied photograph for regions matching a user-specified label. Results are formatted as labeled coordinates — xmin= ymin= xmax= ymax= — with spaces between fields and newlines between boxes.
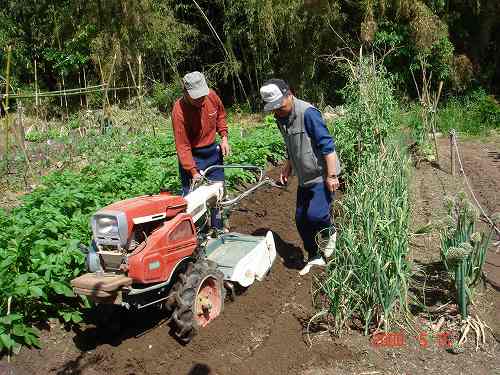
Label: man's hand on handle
xmin=221 ymin=136 xmax=231 ymax=157
xmin=324 ymin=152 xmax=340 ymax=192
xmin=280 ymin=160 xmax=292 ymax=185
xmin=325 ymin=176 xmax=339 ymax=192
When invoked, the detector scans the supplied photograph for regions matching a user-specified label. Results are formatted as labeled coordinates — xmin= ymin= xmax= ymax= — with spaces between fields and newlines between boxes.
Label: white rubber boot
xmin=299 ymin=256 xmax=326 ymax=276
xmin=323 ymin=231 xmax=337 ymax=258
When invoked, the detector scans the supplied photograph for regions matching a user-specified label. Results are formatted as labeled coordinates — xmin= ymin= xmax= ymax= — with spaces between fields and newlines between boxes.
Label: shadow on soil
xmin=410 ymin=260 xmax=456 ymax=316
xmin=53 ymin=352 xmax=103 ymax=375
xmin=252 ymin=228 xmax=305 ymax=270
xmin=187 ymin=363 xmax=213 ymax=375
xmin=71 ymin=305 xmax=172 ymax=352
xmin=487 ymin=151 xmax=499 ymax=162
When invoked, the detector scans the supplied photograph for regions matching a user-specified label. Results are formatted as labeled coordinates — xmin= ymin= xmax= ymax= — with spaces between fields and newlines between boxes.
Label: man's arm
xmin=214 ymin=92 xmax=230 ymax=156
xmin=324 ymin=152 xmax=339 ymax=177
xmin=172 ymin=102 xmax=198 ymax=177
xmin=304 ymin=107 xmax=339 ymax=191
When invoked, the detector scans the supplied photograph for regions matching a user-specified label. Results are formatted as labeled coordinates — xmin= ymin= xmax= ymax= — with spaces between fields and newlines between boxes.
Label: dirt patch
xmin=6 ymin=136 xmax=500 ymax=375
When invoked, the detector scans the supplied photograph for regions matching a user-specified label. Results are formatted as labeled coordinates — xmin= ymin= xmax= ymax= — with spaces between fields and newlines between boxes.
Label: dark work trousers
xmin=179 ymin=143 xmax=224 ymax=229
xmin=295 ymin=181 xmax=334 ymax=259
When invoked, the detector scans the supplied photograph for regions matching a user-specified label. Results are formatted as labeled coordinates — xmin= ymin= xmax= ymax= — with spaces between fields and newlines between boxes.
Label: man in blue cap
xmin=260 ymin=79 xmax=340 ymax=275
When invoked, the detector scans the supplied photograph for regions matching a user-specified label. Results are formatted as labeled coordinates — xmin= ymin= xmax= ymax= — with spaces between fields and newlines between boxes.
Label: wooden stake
xmin=16 ymin=101 xmax=34 ymax=183
xmin=83 ymin=67 xmax=89 ymax=109
xmin=450 ymin=129 xmax=456 ymax=176
xmin=61 ymin=73 xmax=69 ymax=119
xmin=98 ymin=53 xmax=117 ymax=134
xmin=430 ymin=81 xmax=444 ymax=167
xmin=126 ymin=71 xmax=131 ymax=102
xmin=3 ymin=46 xmax=12 ymax=168
xmin=78 ymin=71 xmax=83 ymax=108
xmin=7 ymin=297 xmax=12 ymax=363
xmin=138 ymin=55 xmax=143 ymax=106
xmin=16 ymin=102 xmax=25 ymax=150
xmin=127 ymin=60 xmax=139 ymax=96
xmin=34 ymin=59 xmax=39 ymax=116
xmin=58 ymin=81 xmax=63 ymax=108
xmin=105 ymin=53 xmax=117 ymax=105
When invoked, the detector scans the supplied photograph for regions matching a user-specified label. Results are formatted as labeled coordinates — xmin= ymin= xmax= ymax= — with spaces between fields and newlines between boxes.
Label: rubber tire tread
xmin=171 ymin=260 xmax=225 ymax=343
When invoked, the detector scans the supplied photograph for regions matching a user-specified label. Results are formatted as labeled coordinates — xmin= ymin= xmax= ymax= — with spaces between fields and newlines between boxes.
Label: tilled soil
xmin=6 ymin=135 xmax=500 ymax=375
xmin=10 ymin=168 xmax=352 ymax=375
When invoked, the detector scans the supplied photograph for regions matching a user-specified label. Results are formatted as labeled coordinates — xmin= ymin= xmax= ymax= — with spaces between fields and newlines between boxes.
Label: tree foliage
xmin=0 ymin=0 xmax=499 ymax=104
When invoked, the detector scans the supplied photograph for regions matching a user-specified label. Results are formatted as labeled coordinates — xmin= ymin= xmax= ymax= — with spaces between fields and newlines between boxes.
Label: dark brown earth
xmin=4 ymin=135 xmax=500 ymax=375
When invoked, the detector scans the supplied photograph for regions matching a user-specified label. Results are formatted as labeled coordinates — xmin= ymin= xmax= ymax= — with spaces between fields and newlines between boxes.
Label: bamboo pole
xmin=450 ymin=129 xmax=456 ymax=176
xmin=430 ymin=81 xmax=444 ymax=166
xmin=7 ymin=297 xmax=12 ymax=363
xmin=98 ymin=53 xmax=117 ymax=134
xmin=34 ymin=59 xmax=39 ymax=117
xmin=97 ymin=56 xmax=105 ymax=131
xmin=83 ymin=66 xmax=89 ymax=109
xmin=15 ymin=101 xmax=34 ymax=183
xmin=191 ymin=0 xmax=250 ymax=106
xmin=3 ymin=46 xmax=12 ymax=168
xmin=61 ymin=73 xmax=69 ymax=119
xmin=127 ymin=59 xmax=140 ymax=133
xmin=9 ymin=85 xmax=137 ymax=99
xmin=138 ymin=55 xmax=143 ymax=107
xmin=105 ymin=53 xmax=117 ymax=106
xmin=78 ymin=71 xmax=83 ymax=108
xmin=126 ymin=71 xmax=131 ymax=102
xmin=127 ymin=60 xmax=139 ymax=97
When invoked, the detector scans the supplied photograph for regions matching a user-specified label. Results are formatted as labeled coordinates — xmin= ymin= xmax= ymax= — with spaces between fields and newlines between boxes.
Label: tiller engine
xmin=71 ymin=165 xmax=279 ymax=342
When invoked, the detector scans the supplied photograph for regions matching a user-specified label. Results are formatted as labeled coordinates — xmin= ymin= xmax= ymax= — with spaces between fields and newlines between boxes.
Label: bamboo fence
xmin=1 ymin=47 xmax=145 ymax=181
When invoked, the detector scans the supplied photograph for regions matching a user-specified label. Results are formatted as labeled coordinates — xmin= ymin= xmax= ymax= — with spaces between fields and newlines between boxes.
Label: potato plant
xmin=0 ymin=119 xmax=285 ymax=351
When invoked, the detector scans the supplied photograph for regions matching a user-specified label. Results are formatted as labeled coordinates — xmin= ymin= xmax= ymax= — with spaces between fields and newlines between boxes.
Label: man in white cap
xmin=171 ymin=71 xmax=230 ymax=229
xmin=260 ymin=79 xmax=340 ymax=275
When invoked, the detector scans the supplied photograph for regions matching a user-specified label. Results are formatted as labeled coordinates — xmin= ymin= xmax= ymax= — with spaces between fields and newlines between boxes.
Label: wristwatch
xmin=328 ymin=174 xmax=338 ymax=179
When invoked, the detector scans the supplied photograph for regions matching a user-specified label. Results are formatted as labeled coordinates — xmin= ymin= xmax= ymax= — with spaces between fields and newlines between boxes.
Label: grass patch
xmin=405 ymin=89 xmax=500 ymax=139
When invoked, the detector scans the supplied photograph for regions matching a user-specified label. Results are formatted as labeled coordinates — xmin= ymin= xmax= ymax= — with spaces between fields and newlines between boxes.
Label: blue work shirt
xmin=303 ymin=107 xmax=335 ymax=155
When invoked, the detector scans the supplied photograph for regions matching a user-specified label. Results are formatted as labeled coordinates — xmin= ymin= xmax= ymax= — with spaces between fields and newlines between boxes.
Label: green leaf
xmin=0 ymin=255 xmax=16 ymax=270
xmin=0 ymin=333 xmax=14 ymax=349
xmin=71 ymin=312 xmax=83 ymax=323
xmin=61 ymin=312 xmax=71 ymax=323
xmin=11 ymin=323 xmax=27 ymax=338
xmin=29 ymin=286 xmax=45 ymax=298
xmin=0 ymin=314 xmax=23 ymax=325
xmin=50 ymin=281 xmax=75 ymax=297
xmin=26 ymin=334 xmax=42 ymax=348
xmin=14 ymin=284 xmax=29 ymax=297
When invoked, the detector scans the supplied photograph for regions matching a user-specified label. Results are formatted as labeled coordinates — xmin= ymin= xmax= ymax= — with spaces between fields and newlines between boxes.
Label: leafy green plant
xmin=0 ymin=313 xmax=40 ymax=351
xmin=25 ymin=131 xmax=47 ymax=143
xmin=67 ymin=115 xmax=81 ymax=130
xmin=436 ymin=89 xmax=500 ymax=136
xmin=329 ymin=54 xmax=398 ymax=179
xmin=0 ymin=115 xmax=286 ymax=351
xmin=439 ymin=193 xmax=495 ymax=317
xmin=316 ymin=139 xmax=412 ymax=335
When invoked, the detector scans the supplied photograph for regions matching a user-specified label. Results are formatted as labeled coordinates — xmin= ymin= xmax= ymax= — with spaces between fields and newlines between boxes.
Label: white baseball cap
xmin=183 ymin=71 xmax=209 ymax=99
xmin=260 ymin=79 xmax=290 ymax=111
